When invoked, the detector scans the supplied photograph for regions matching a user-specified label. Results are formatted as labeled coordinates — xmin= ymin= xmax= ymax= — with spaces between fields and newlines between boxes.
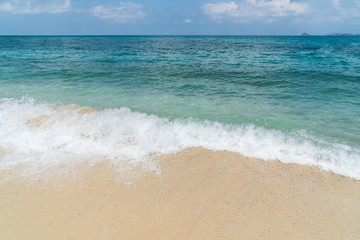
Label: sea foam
xmin=0 ymin=97 xmax=359 ymax=179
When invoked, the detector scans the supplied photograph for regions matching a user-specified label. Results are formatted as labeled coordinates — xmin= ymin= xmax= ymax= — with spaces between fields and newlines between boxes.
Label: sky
xmin=0 ymin=0 xmax=359 ymax=35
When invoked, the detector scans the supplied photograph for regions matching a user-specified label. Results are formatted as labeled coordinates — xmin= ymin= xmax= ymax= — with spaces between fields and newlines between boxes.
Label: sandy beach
xmin=1 ymin=148 xmax=359 ymax=239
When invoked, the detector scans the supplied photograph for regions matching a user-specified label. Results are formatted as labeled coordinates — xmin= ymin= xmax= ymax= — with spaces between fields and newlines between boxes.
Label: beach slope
xmin=1 ymin=148 xmax=360 ymax=239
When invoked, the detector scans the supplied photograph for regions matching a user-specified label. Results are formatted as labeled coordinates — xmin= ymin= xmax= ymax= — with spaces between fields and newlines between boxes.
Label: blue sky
xmin=0 ymin=0 xmax=359 ymax=35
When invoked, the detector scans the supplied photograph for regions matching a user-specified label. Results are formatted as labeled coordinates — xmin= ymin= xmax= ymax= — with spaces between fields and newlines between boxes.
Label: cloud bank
xmin=331 ymin=0 xmax=360 ymax=19
xmin=0 ymin=0 xmax=71 ymax=14
xmin=90 ymin=2 xmax=146 ymax=23
xmin=202 ymin=0 xmax=309 ymax=22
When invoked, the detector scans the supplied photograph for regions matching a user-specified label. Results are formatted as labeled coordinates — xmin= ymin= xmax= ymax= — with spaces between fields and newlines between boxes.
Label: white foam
xmin=0 ymin=97 xmax=359 ymax=179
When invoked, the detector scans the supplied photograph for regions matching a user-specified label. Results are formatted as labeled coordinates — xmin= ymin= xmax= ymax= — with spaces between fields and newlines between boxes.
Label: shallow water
xmin=0 ymin=36 xmax=359 ymax=178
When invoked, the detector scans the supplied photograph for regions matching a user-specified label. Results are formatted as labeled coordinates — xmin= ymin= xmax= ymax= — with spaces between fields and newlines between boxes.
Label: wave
xmin=0 ymin=97 xmax=359 ymax=179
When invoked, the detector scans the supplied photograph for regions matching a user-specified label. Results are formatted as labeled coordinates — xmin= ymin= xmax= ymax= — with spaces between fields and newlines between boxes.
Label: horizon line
xmin=0 ymin=34 xmax=359 ymax=37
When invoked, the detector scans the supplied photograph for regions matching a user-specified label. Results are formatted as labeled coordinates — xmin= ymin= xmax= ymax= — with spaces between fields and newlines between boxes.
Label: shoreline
xmin=1 ymin=148 xmax=360 ymax=239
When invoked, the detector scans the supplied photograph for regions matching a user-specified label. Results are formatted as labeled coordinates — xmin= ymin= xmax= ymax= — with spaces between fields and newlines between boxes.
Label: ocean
xmin=0 ymin=36 xmax=359 ymax=179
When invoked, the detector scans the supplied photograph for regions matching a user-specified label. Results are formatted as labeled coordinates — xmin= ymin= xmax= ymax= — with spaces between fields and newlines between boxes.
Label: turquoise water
xmin=1 ymin=36 xmax=360 ymax=178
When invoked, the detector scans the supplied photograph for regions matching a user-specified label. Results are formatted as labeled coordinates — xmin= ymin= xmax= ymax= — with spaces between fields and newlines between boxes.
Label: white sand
xmin=1 ymin=148 xmax=360 ymax=239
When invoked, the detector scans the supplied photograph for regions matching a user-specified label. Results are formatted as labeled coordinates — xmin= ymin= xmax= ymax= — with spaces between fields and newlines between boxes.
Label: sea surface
xmin=0 ymin=36 xmax=359 ymax=179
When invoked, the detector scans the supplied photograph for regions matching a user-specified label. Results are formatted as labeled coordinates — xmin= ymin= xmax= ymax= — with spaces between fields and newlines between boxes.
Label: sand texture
xmin=1 ymin=148 xmax=360 ymax=239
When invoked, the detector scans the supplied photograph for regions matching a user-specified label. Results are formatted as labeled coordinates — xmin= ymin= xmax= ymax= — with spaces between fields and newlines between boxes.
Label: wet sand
xmin=1 ymin=148 xmax=360 ymax=239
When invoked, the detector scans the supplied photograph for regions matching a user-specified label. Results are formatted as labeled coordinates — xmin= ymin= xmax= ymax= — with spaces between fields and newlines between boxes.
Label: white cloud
xmin=331 ymin=0 xmax=340 ymax=9
xmin=331 ymin=0 xmax=360 ymax=19
xmin=182 ymin=18 xmax=192 ymax=23
xmin=202 ymin=0 xmax=309 ymax=22
xmin=90 ymin=2 xmax=146 ymax=23
xmin=0 ymin=0 xmax=71 ymax=14
xmin=203 ymin=2 xmax=239 ymax=18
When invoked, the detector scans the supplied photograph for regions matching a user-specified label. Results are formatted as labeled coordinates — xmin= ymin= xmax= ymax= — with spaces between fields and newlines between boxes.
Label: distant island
xmin=327 ymin=33 xmax=354 ymax=36
xmin=300 ymin=32 xmax=359 ymax=36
